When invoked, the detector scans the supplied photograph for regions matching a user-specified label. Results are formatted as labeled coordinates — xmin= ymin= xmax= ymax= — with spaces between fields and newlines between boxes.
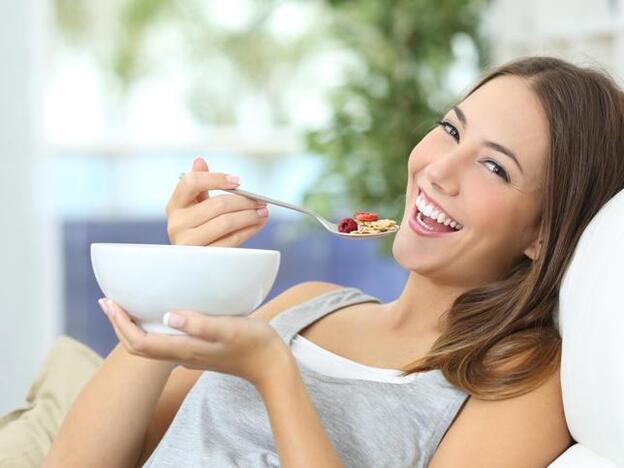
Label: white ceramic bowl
xmin=91 ymin=243 xmax=280 ymax=334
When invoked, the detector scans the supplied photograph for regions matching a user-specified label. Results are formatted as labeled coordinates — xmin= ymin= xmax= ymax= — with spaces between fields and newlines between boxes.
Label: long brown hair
xmin=402 ymin=56 xmax=624 ymax=400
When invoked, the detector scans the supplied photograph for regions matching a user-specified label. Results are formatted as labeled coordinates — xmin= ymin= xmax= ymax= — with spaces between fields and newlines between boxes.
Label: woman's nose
xmin=423 ymin=148 xmax=464 ymax=196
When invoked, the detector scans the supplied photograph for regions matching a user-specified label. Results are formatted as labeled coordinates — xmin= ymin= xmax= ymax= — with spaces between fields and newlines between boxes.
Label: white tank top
xmin=291 ymin=334 xmax=419 ymax=384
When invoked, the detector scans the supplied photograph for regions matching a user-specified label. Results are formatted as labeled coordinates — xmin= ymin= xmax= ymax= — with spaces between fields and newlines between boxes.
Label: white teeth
xmin=415 ymin=193 xmax=462 ymax=230
xmin=423 ymin=203 xmax=434 ymax=217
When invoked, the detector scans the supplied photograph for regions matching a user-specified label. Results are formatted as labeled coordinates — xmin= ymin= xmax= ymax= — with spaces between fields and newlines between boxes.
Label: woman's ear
xmin=524 ymin=237 xmax=543 ymax=261
xmin=524 ymin=206 xmax=544 ymax=261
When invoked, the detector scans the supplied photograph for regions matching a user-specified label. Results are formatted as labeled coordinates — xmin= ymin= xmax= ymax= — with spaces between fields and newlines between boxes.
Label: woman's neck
xmin=378 ymin=271 xmax=468 ymax=337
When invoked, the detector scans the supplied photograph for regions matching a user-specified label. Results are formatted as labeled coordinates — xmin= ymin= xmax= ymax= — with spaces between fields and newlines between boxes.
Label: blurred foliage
xmin=303 ymin=0 xmax=487 ymax=254
xmin=54 ymin=0 xmax=176 ymax=88
xmin=53 ymin=0 xmax=487 ymax=255
xmin=52 ymin=0 xmax=325 ymax=124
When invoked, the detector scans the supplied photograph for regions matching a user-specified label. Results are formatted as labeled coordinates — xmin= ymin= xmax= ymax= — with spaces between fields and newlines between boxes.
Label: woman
xmin=45 ymin=57 xmax=624 ymax=467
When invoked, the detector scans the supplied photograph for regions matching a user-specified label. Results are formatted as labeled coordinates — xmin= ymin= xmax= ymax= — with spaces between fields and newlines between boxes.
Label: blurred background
xmin=1 ymin=0 xmax=623 ymax=414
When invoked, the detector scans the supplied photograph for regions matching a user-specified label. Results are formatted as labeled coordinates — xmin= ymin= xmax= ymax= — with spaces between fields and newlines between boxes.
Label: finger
xmin=167 ymin=171 xmax=241 ymax=213
xmin=192 ymin=156 xmax=209 ymax=172
xmin=191 ymin=157 xmax=210 ymax=203
xmin=110 ymin=313 xmax=135 ymax=351
xmin=102 ymin=300 xmax=213 ymax=364
xmin=175 ymin=207 xmax=269 ymax=246
xmin=140 ymin=334 xmax=217 ymax=364
xmin=211 ymin=215 xmax=269 ymax=248
xmin=106 ymin=300 xmax=152 ymax=355
xmin=164 ymin=310 xmax=236 ymax=342
xmin=99 ymin=299 xmax=135 ymax=351
xmin=171 ymin=193 xmax=267 ymax=231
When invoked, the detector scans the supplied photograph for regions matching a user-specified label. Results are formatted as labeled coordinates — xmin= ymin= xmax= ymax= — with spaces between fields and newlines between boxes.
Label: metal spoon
xmin=221 ymin=188 xmax=399 ymax=240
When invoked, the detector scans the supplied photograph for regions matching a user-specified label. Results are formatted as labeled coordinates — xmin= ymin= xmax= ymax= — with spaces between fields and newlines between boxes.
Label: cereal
xmin=338 ymin=217 xmax=359 ymax=233
xmin=353 ymin=211 xmax=379 ymax=222
xmin=339 ymin=211 xmax=399 ymax=236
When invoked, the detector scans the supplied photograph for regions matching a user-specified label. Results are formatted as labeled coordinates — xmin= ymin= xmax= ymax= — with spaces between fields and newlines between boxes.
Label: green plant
xmin=304 ymin=0 xmax=487 ymax=253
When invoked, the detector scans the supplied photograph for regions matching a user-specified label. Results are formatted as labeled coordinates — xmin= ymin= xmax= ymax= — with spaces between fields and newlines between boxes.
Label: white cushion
xmin=553 ymin=188 xmax=624 ymax=466
xmin=550 ymin=444 xmax=621 ymax=468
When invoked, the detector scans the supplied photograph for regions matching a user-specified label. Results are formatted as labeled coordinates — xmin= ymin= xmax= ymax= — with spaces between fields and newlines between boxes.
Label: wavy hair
xmin=402 ymin=57 xmax=624 ymax=400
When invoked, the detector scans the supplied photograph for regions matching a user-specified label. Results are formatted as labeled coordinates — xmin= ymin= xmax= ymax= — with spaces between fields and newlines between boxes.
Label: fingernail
xmin=257 ymin=207 xmax=269 ymax=217
xmin=164 ymin=312 xmax=185 ymax=328
xmin=226 ymin=175 xmax=240 ymax=184
xmin=98 ymin=298 xmax=108 ymax=314
xmin=105 ymin=299 xmax=116 ymax=317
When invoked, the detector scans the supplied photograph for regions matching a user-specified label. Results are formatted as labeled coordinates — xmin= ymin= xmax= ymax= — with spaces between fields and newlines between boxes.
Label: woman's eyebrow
xmin=452 ymin=105 xmax=525 ymax=176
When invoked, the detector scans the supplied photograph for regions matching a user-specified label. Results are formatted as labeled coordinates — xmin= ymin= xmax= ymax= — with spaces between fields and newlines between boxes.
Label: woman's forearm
xmin=44 ymin=343 xmax=175 ymax=468
xmin=256 ymin=354 xmax=343 ymax=468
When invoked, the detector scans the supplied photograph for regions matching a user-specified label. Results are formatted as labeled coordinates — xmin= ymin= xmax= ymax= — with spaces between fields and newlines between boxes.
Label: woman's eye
xmin=436 ymin=119 xmax=510 ymax=183
xmin=437 ymin=120 xmax=460 ymax=141
xmin=483 ymin=160 xmax=510 ymax=182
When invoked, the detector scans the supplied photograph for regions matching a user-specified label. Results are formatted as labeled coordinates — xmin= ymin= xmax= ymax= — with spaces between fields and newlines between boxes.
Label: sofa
xmin=548 ymin=188 xmax=624 ymax=467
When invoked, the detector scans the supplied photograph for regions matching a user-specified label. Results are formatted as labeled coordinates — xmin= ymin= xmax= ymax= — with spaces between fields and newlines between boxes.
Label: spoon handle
xmin=221 ymin=188 xmax=316 ymax=218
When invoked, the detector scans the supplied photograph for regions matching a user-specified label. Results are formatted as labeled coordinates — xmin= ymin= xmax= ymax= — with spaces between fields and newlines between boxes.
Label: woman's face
xmin=393 ymin=75 xmax=549 ymax=286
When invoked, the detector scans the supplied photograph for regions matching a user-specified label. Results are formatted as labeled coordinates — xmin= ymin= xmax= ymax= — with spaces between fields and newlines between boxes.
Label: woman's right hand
xmin=166 ymin=157 xmax=270 ymax=247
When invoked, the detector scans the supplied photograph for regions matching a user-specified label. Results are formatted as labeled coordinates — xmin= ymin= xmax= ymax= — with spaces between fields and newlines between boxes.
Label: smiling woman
xmin=395 ymin=57 xmax=624 ymax=402
xmin=44 ymin=57 xmax=624 ymax=468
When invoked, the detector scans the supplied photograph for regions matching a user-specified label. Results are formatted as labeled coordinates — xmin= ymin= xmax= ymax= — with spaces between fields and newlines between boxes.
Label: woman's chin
xmin=392 ymin=232 xmax=427 ymax=271
xmin=392 ymin=227 xmax=456 ymax=275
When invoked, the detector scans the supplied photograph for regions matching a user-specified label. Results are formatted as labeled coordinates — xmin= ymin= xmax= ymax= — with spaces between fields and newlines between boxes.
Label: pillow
xmin=0 ymin=335 xmax=103 ymax=468
xmin=556 ymin=188 xmax=624 ymax=467
xmin=549 ymin=444 xmax=621 ymax=468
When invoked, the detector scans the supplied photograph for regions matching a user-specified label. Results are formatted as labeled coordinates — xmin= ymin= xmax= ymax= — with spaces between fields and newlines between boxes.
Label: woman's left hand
xmin=98 ymin=298 xmax=291 ymax=388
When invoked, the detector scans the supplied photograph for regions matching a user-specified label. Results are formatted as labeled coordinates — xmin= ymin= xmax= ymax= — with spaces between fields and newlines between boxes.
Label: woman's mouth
xmin=408 ymin=189 xmax=463 ymax=237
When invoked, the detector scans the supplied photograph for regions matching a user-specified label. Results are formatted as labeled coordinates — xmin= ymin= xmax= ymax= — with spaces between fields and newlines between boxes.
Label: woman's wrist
xmin=253 ymin=341 xmax=299 ymax=394
xmin=114 ymin=342 xmax=178 ymax=374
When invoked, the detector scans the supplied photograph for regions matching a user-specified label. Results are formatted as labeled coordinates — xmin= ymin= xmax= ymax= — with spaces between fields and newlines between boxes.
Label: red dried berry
xmin=353 ymin=211 xmax=379 ymax=222
xmin=338 ymin=217 xmax=358 ymax=233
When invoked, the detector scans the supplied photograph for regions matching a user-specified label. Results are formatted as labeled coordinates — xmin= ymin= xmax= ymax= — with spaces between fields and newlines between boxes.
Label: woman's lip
xmin=409 ymin=205 xmax=462 ymax=237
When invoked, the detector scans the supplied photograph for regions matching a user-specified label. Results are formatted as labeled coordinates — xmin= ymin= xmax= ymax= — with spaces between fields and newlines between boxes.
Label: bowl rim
xmin=91 ymin=243 xmax=280 ymax=255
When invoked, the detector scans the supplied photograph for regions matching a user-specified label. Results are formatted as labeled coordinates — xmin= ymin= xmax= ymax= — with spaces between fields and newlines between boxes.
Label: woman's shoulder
xmin=249 ymin=281 xmax=346 ymax=323
xmin=429 ymin=365 xmax=572 ymax=467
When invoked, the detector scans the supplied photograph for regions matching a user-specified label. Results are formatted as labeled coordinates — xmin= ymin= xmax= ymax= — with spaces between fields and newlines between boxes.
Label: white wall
xmin=489 ymin=0 xmax=624 ymax=83
xmin=0 ymin=0 xmax=61 ymax=415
